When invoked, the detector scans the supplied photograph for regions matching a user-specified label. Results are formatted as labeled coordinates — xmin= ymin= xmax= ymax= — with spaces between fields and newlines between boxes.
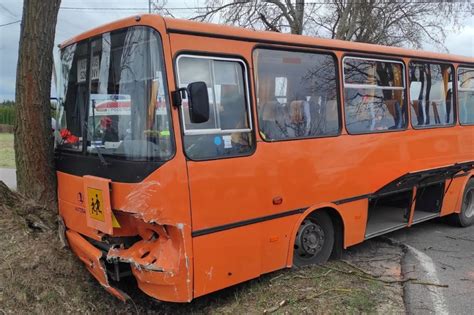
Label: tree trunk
xmin=14 ymin=0 xmax=61 ymax=208
xmin=292 ymin=0 xmax=305 ymax=34
xmin=335 ymin=1 xmax=358 ymax=40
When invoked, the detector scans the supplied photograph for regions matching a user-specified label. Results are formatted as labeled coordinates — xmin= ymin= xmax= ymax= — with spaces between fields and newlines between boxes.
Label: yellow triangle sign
xmin=112 ymin=212 xmax=121 ymax=228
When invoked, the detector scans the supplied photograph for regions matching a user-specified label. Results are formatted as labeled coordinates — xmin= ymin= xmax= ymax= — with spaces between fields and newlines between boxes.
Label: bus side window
xmin=458 ymin=67 xmax=474 ymax=125
xmin=176 ymin=55 xmax=254 ymax=160
xmin=409 ymin=62 xmax=454 ymax=128
xmin=343 ymin=57 xmax=407 ymax=134
xmin=254 ymin=49 xmax=340 ymax=140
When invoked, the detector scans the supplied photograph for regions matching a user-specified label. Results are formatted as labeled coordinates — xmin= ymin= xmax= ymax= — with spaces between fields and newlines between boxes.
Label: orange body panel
xmin=57 ymin=14 xmax=474 ymax=303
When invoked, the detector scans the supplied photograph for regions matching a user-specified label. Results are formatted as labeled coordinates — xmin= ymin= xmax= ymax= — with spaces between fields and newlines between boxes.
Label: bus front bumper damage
xmin=60 ymin=176 xmax=193 ymax=302
xmin=66 ymin=230 xmax=130 ymax=301
xmin=65 ymin=220 xmax=193 ymax=302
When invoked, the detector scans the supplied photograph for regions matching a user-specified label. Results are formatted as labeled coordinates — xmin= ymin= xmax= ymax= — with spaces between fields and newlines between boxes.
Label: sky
xmin=0 ymin=0 xmax=473 ymax=101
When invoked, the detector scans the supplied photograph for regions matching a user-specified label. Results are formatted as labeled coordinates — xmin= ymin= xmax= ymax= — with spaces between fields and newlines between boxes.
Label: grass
xmin=0 ymin=133 xmax=14 ymax=168
xmin=0 ymin=190 xmax=404 ymax=315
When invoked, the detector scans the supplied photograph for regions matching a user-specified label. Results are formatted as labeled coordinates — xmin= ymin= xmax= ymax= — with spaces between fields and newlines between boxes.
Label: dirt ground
xmin=0 ymin=182 xmax=405 ymax=314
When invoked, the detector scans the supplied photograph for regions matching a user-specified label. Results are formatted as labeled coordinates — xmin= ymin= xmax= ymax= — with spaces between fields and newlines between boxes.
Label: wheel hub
xmin=295 ymin=219 xmax=325 ymax=259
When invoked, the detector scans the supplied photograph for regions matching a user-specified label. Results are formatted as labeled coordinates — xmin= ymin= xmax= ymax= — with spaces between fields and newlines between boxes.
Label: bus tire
xmin=293 ymin=211 xmax=334 ymax=267
xmin=452 ymin=179 xmax=474 ymax=227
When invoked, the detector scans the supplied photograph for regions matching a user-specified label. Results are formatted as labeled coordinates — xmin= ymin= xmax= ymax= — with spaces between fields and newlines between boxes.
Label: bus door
xmin=174 ymin=51 xmax=290 ymax=296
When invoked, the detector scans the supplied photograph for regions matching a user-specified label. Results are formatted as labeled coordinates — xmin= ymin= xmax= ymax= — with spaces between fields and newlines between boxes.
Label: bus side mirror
xmin=187 ymin=81 xmax=209 ymax=123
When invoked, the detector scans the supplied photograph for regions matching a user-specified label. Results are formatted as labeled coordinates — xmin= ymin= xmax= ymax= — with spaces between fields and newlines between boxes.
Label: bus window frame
xmin=407 ymin=59 xmax=457 ymax=130
xmin=173 ymin=51 xmax=257 ymax=162
xmin=55 ymin=25 xmax=177 ymax=183
xmin=457 ymin=65 xmax=474 ymax=126
xmin=58 ymin=25 xmax=177 ymax=163
xmin=252 ymin=45 xmax=343 ymax=142
xmin=175 ymin=54 xmax=254 ymax=136
xmin=341 ymin=54 xmax=409 ymax=135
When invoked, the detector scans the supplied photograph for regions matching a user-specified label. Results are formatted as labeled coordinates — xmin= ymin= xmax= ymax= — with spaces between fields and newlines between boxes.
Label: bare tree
xmin=190 ymin=0 xmax=305 ymax=34
xmin=176 ymin=0 xmax=470 ymax=50
xmin=15 ymin=0 xmax=61 ymax=207
xmin=314 ymin=0 xmax=470 ymax=49
xmin=150 ymin=0 xmax=176 ymax=18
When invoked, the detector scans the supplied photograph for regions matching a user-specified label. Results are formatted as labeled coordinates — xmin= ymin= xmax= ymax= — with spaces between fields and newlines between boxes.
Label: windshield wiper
xmin=83 ymin=120 xmax=109 ymax=166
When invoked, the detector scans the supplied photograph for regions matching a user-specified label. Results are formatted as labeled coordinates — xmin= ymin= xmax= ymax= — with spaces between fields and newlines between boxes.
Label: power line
xmin=0 ymin=20 xmax=20 ymax=28
xmin=58 ymin=1 xmax=471 ymax=12
xmin=60 ymin=7 xmax=149 ymax=11
xmin=0 ymin=3 xmax=18 ymax=18
xmin=59 ymin=7 xmax=200 ymax=11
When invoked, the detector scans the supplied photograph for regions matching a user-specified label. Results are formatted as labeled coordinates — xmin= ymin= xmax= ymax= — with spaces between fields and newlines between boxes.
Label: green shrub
xmin=0 ymin=101 xmax=15 ymax=125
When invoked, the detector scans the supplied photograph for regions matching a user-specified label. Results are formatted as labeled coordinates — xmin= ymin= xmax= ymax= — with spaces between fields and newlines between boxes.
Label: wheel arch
xmin=454 ymin=171 xmax=474 ymax=214
xmin=286 ymin=203 xmax=345 ymax=267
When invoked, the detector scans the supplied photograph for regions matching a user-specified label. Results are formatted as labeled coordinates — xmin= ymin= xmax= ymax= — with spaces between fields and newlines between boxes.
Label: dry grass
xmin=0 ymin=133 xmax=15 ymax=168
xmin=0 ymin=184 xmax=404 ymax=314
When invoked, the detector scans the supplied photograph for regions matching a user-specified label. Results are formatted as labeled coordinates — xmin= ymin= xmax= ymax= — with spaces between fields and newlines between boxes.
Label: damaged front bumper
xmin=66 ymin=230 xmax=130 ymax=301
xmin=65 ymin=221 xmax=193 ymax=303
xmin=59 ymin=175 xmax=193 ymax=302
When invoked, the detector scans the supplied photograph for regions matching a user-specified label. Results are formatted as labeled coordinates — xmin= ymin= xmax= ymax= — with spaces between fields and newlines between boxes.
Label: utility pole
xmin=148 ymin=0 xmax=151 ymax=13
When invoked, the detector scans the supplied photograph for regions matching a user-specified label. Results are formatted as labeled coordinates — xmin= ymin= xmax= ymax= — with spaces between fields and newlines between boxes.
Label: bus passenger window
xmin=343 ymin=57 xmax=407 ymax=134
xmin=458 ymin=67 xmax=474 ymax=125
xmin=176 ymin=55 xmax=253 ymax=160
xmin=409 ymin=62 xmax=454 ymax=128
xmin=254 ymin=49 xmax=340 ymax=141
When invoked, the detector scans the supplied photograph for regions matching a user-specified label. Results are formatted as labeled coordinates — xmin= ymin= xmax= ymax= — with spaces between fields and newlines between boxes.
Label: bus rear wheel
xmin=293 ymin=211 xmax=334 ymax=267
xmin=452 ymin=179 xmax=474 ymax=227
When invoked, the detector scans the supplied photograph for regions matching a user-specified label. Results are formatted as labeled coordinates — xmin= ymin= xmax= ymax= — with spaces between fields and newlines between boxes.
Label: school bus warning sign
xmin=83 ymin=176 xmax=113 ymax=234
xmin=87 ymin=187 xmax=105 ymax=222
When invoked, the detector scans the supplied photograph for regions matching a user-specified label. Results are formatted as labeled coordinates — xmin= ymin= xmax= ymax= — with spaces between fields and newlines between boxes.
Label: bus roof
xmin=60 ymin=14 xmax=474 ymax=65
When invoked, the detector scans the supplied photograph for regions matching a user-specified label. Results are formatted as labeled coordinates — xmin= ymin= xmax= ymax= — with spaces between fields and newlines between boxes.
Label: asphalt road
xmin=388 ymin=219 xmax=474 ymax=315
xmin=0 ymin=168 xmax=16 ymax=190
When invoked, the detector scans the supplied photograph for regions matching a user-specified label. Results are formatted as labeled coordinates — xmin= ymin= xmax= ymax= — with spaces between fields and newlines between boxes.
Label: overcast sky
xmin=0 ymin=0 xmax=473 ymax=101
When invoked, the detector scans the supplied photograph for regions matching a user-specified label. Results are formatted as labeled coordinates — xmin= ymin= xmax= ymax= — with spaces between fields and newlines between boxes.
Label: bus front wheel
xmin=293 ymin=211 xmax=334 ymax=267
xmin=453 ymin=179 xmax=474 ymax=227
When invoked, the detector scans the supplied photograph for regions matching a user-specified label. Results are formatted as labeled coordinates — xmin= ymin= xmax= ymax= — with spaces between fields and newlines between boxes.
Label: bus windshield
xmin=56 ymin=26 xmax=174 ymax=161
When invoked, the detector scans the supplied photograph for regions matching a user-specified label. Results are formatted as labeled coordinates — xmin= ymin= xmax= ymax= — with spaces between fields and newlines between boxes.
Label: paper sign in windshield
xmin=77 ymin=58 xmax=87 ymax=83
xmin=91 ymin=55 xmax=100 ymax=81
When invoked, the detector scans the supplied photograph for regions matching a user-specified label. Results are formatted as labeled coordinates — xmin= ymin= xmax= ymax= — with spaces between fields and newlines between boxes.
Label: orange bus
xmin=55 ymin=14 xmax=474 ymax=302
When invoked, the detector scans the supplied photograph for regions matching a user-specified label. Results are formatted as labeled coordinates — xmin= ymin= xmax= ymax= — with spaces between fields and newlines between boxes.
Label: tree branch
xmin=259 ymin=13 xmax=281 ymax=32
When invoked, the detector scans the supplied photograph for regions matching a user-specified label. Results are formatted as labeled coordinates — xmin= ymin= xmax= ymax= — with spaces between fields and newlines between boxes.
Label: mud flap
xmin=66 ymin=230 xmax=129 ymax=301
